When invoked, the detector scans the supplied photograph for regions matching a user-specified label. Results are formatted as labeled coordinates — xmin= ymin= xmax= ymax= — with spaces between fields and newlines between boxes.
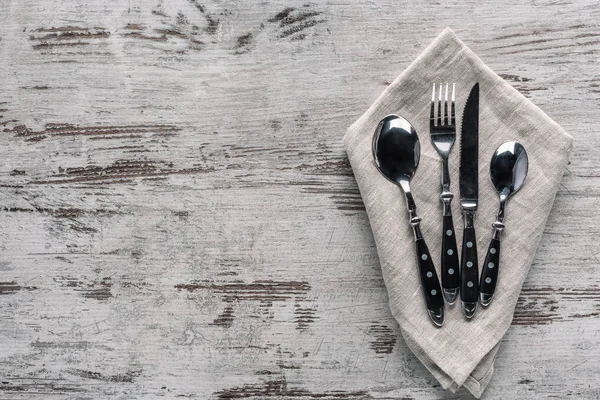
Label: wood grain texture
xmin=0 ymin=0 xmax=599 ymax=398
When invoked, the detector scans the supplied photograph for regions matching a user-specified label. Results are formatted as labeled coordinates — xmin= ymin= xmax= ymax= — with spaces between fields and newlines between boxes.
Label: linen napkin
xmin=344 ymin=28 xmax=572 ymax=397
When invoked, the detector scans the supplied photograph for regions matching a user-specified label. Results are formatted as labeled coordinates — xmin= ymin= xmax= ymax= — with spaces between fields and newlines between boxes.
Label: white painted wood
xmin=0 ymin=0 xmax=598 ymax=398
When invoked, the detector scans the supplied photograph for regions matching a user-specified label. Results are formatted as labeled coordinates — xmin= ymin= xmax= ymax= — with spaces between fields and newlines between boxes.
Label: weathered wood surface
xmin=0 ymin=0 xmax=599 ymax=398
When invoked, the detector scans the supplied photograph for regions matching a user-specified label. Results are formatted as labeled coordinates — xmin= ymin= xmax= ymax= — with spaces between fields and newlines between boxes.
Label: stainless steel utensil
xmin=430 ymin=83 xmax=460 ymax=304
xmin=479 ymin=141 xmax=529 ymax=306
xmin=373 ymin=115 xmax=445 ymax=327
xmin=459 ymin=83 xmax=480 ymax=319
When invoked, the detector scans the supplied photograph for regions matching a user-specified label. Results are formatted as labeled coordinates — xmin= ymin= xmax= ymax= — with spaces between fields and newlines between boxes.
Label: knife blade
xmin=459 ymin=82 xmax=479 ymax=318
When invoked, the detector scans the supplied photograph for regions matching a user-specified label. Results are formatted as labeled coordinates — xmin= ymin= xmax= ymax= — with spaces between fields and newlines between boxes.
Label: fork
xmin=430 ymin=83 xmax=460 ymax=305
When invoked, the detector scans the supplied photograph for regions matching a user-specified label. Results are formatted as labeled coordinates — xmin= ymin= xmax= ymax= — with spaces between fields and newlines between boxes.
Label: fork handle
xmin=440 ymin=158 xmax=459 ymax=303
xmin=441 ymin=212 xmax=460 ymax=302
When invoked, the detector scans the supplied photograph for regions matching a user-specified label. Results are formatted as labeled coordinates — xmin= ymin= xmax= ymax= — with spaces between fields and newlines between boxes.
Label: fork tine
xmin=437 ymin=83 xmax=442 ymax=126
xmin=444 ymin=83 xmax=449 ymax=126
xmin=450 ymin=83 xmax=456 ymax=126
xmin=430 ymin=83 xmax=436 ymax=127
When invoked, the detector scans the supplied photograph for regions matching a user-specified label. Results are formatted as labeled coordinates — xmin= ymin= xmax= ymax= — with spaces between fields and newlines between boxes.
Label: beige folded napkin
xmin=343 ymin=28 xmax=572 ymax=397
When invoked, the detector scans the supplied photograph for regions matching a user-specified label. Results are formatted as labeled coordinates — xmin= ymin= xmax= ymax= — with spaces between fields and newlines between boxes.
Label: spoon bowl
xmin=372 ymin=115 xmax=444 ymax=327
xmin=490 ymin=142 xmax=529 ymax=200
xmin=372 ymin=115 xmax=421 ymax=185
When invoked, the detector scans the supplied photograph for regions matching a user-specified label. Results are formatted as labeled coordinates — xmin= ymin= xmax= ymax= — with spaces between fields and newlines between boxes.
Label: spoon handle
xmin=479 ymin=221 xmax=504 ymax=306
xmin=402 ymin=190 xmax=445 ymax=326
xmin=413 ymin=227 xmax=445 ymax=327
xmin=460 ymin=211 xmax=478 ymax=318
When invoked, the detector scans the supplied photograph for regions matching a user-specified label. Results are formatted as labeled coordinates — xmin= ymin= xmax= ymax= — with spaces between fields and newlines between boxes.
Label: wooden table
xmin=1 ymin=1 xmax=598 ymax=398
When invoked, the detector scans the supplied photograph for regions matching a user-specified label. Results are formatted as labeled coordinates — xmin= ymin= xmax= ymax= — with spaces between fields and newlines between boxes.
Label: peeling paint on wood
xmin=8 ymin=122 xmax=181 ymax=141
xmin=294 ymin=303 xmax=317 ymax=331
xmin=367 ymin=324 xmax=396 ymax=354
xmin=213 ymin=378 xmax=370 ymax=399
xmin=54 ymin=276 xmax=113 ymax=300
xmin=513 ymin=286 xmax=600 ymax=325
xmin=0 ymin=281 xmax=38 ymax=295
xmin=66 ymin=368 xmax=142 ymax=383
xmin=175 ymin=280 xmax=311 ymax=303
xmin=210 ymin=306 xmax=235 ymax=328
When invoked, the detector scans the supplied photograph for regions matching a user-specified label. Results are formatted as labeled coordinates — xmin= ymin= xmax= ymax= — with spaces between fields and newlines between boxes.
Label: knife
xmin=459 ymin=82 xmax=479 ymax=319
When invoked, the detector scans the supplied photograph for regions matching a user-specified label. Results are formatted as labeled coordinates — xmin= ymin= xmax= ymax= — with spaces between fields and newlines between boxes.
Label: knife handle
xmin=441 ymin=214 xmax=460 ymax=300
xmin=460 ymin=211 xmax=478 ymax=318
xmin=414 ymin=233 xmax=445 ymax=324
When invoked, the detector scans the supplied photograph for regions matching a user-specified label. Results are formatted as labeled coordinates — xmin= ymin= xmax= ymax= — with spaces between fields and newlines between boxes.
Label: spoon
xmin=479 ymin=141 xmax=529 ymax=306
xmin=372 ymin=115 xmax=445 ymax=327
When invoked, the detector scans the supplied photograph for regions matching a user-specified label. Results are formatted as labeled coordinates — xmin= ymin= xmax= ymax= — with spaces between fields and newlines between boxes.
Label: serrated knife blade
xmin=460 ymin=83 xmax=479 ymax=208
xmin=459 ymin=82 xmax=479 ymax=319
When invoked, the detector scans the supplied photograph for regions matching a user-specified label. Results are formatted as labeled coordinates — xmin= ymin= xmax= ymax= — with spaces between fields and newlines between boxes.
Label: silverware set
xmin=372 ymin=82 xmax=529 ymax=326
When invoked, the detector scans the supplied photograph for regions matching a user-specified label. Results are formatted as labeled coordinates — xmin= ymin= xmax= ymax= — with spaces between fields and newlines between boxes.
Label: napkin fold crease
xmin=344 ymin=28 xmax=572 ymax=397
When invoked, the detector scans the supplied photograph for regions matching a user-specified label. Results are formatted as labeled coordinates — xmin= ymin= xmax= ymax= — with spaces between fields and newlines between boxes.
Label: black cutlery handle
xmin=415 ymin=237 xmax=445 ymax=313
xmin=441 ymin=214 xmax=460 ymax=291
xmin=479 ymin=238 xmax=500 ymax=305
xmin=402 ymin=190 xmax=444 ymax=326
xmin=460 ymin=213 xmax=478 ymax=305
